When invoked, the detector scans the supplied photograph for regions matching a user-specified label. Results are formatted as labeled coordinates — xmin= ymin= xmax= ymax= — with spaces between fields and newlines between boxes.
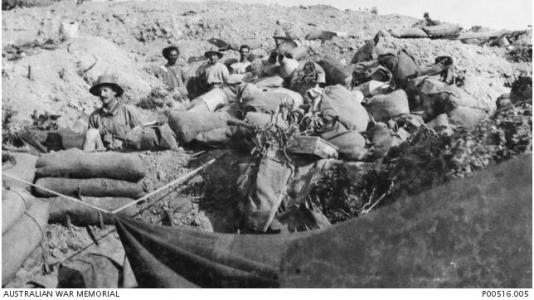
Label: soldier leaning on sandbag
xmin=83 ymin=74 xmax=142 ymax=152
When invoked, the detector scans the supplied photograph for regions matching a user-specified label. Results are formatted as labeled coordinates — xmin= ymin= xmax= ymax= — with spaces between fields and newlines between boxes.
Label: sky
xmin=208 ymin=0 xmax=532 ymax=30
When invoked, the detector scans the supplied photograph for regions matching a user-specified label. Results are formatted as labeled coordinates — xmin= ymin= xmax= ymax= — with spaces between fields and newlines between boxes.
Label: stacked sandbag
xmin=378 ymin=49 xmax=420 ymax=89
xmin=363 ymin=89 xmax=410 ymax=122
xmin=317 ymin=57 xmax=352 ymax=86
xmin=168 ymin=110 xmax=233 ymax=144
xmin=239 ymin=89 xmax=302 ymax=113
xmin=323 ymin=130 xmax=367 ymax=161
xmin=423 ymin=24 xmax=463 ymax=38
xmin=124 ymin=124 xmax=179 ymax=151
xmin=313 ymin=85 xmax=370 ymax=161
xmin=319 ymin=85 xmax=370 ymax=132
xmin=407 ymin=77 xmax=486 ymax=122
xmin=32 ymin=149 xmax=146 ymax=215
xmin=254 ymin=75 xmax=285 ymax=89
xmin=448 ymin=106 xmax=488 ymax=128
xmin=2 ymin=200 xmax=49 ymax=286
xmin=350 ymin=65 xmax=395 ymax=97
xmin=47 ymin=197 xmax=137 ymax=226
xmin=389 ymin=27 xmax=428 ymax=39
xmin=189 ymin=88 xmax=231 ymax=112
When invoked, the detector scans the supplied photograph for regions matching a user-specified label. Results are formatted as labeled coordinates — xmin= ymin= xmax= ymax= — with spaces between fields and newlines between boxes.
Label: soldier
xmin=83 ymin=74 xmax=142 ymax=151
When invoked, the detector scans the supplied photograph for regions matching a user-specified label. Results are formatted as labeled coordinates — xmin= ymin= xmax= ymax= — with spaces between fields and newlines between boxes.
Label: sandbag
xmin=448 ymin=106 xmax=487 ymax=128
xmin=323 ymin=131 xmax=367 ymax=161
xmin=2 ymin=152 xmax=38 ymax=185
xmin=317 ymin=58 xmax=351 ymax=86
xmin=353 ymin=80 xmax=393 ymax=98
xmin=17 ymin=129 xmax=85 ymax=153
xmin=366 ymin=122 xmax=394 ymax=158
xmin=2 ymin=200 xmax=49 ymax=286
xmin=33 ymin=178 xmax=146 ymax=199
xmin=35 ymin=149 xmax=145 ymax=182
xmin=285 ymin=46 xmax=307 ymax=61
xmin=191 ymin=88 xmax=230 ymax=112
xmin=240 ymin=90 xmax=299 ymax=113
xmin=288 ymin=62 xmax=327 ymax=96
xmin=305 ymin=30 xmax=337 ymax=41
xmin=378 ymin=49 xmax=419 ymax=88
xmin=2 ymin=188 xmax=35 ymax=234
xmin=124 ymin=124 xmax=178 ymax=151
xmin=278 ymin=58 xmax=299 ymax=79
xmin=264 ymin=88 xmax=304 ymax=108
xmin=351 ymin=37 xmax=378 ymax=63
xmin=194 ymin=126 xmax=234 ymax=144
xmin=389 ymin=27 xmax=428 ymax=39
xmin=364 ymin=89 xmax=410 ymax=123
xmin=427 ymin=113 xmax=450 ymax=129
xmin=319 ymin=85 xmax=370 ymax=132
xmin=423 ymin=24 xmax=463 ymax=38
xmin=238 ymin=148 xmax=293 ymax=232
xmin=254 ymin=75 xmax=285 ymax=89
xmin=47 ymin=197 xmax=137 ymax=226
xmin=58 ymin=253 xmax=121 ymax=288
xmin=352 ymin=64 xmax=391 ymax=84
xmin=245 ymin=112 xmax=288 ymax=130
xmin=408 ymin=77 xmax=476 ymax=121
xmin=168 ymin=110 xmax=231 ymax=144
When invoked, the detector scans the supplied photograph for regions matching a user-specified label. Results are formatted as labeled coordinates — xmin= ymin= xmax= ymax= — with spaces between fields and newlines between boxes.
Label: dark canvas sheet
xmin=115 ymin=155 xmax=531 ymax=288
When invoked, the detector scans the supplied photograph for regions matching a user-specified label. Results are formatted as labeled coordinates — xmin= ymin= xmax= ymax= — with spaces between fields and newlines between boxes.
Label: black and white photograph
xmin=1 ymin=0 xmax=532 ymax=293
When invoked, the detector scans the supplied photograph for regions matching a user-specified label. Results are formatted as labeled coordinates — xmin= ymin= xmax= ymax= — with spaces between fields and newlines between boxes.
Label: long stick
xmin=111 ymin=152 xmax=225 ymax=214
xmin=2 ymin=173 xmax=111 ymax=214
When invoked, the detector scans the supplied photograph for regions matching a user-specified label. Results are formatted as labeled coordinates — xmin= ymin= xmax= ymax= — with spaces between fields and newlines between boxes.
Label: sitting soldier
xmin=199 ymin=46 xmax=230 ymax=92
xmin=155 ymin=45 xmax=188 ymax=101
xmin=83 ymin=74 xmax=142 ymax=151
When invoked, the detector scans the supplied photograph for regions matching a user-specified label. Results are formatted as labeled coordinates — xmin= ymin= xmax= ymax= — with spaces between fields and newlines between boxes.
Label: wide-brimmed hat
xmin=162 ymin=45 xmax=180 ymax=59
xmin=89 ymin=74 xmax=124 ymax=97
xmin=204 ymin=46 xmax=223 ymax=59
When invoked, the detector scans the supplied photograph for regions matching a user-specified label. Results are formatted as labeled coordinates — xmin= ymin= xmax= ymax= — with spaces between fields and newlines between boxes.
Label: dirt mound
xmin=2 ymin=35 xmax=161 ymax=130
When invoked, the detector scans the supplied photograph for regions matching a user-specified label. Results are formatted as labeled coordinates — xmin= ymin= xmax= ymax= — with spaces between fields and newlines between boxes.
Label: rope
xmin=23 ymin=210 xmax=45 ymax=241
xmin=111 ymin=151 xmax=226 ymax=214
xmin=12 ymin=189 xmax=31 ymax=210
xmin=3 ymin=173 xmax=111 ymax=214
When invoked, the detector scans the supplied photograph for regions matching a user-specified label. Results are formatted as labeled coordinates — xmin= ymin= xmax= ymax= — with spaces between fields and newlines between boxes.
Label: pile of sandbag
xmin=31 ymin=149 xmax=145 ymax=225
xmin=2 ymin=186 xmax=49 ymax=286
xmin=168 ymin=110 xmax=235 ymax=145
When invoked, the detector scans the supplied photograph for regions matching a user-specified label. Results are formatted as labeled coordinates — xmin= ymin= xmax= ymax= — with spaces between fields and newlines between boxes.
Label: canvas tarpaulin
xmin=115 ymin=154 xmax=531 ymax=288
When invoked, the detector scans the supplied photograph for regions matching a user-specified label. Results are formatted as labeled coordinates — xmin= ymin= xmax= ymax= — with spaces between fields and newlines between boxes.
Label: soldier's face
xmin=208 ymin=53 xmax=220 ymax=64
xmin=240 ymin=48 xmax=249 ymax=61
xmin=98 ymin=86 xmax=117 ymax=105
xmin=167 ymin=50 xmax=179 ymax=64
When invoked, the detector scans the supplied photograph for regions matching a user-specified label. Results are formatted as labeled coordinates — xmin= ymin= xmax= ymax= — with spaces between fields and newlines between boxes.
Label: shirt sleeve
xmin=88 ymin=112 xmax=99 ymax=129
xmin=125 ymin=106 xmax=143 ymax=128
xmin=220 ymin=64 xmax=229 ymax=83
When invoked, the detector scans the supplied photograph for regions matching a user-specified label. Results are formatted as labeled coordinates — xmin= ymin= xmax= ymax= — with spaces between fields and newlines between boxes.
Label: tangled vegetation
xmin=310 ymin=102 xmax=532 ymax=224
